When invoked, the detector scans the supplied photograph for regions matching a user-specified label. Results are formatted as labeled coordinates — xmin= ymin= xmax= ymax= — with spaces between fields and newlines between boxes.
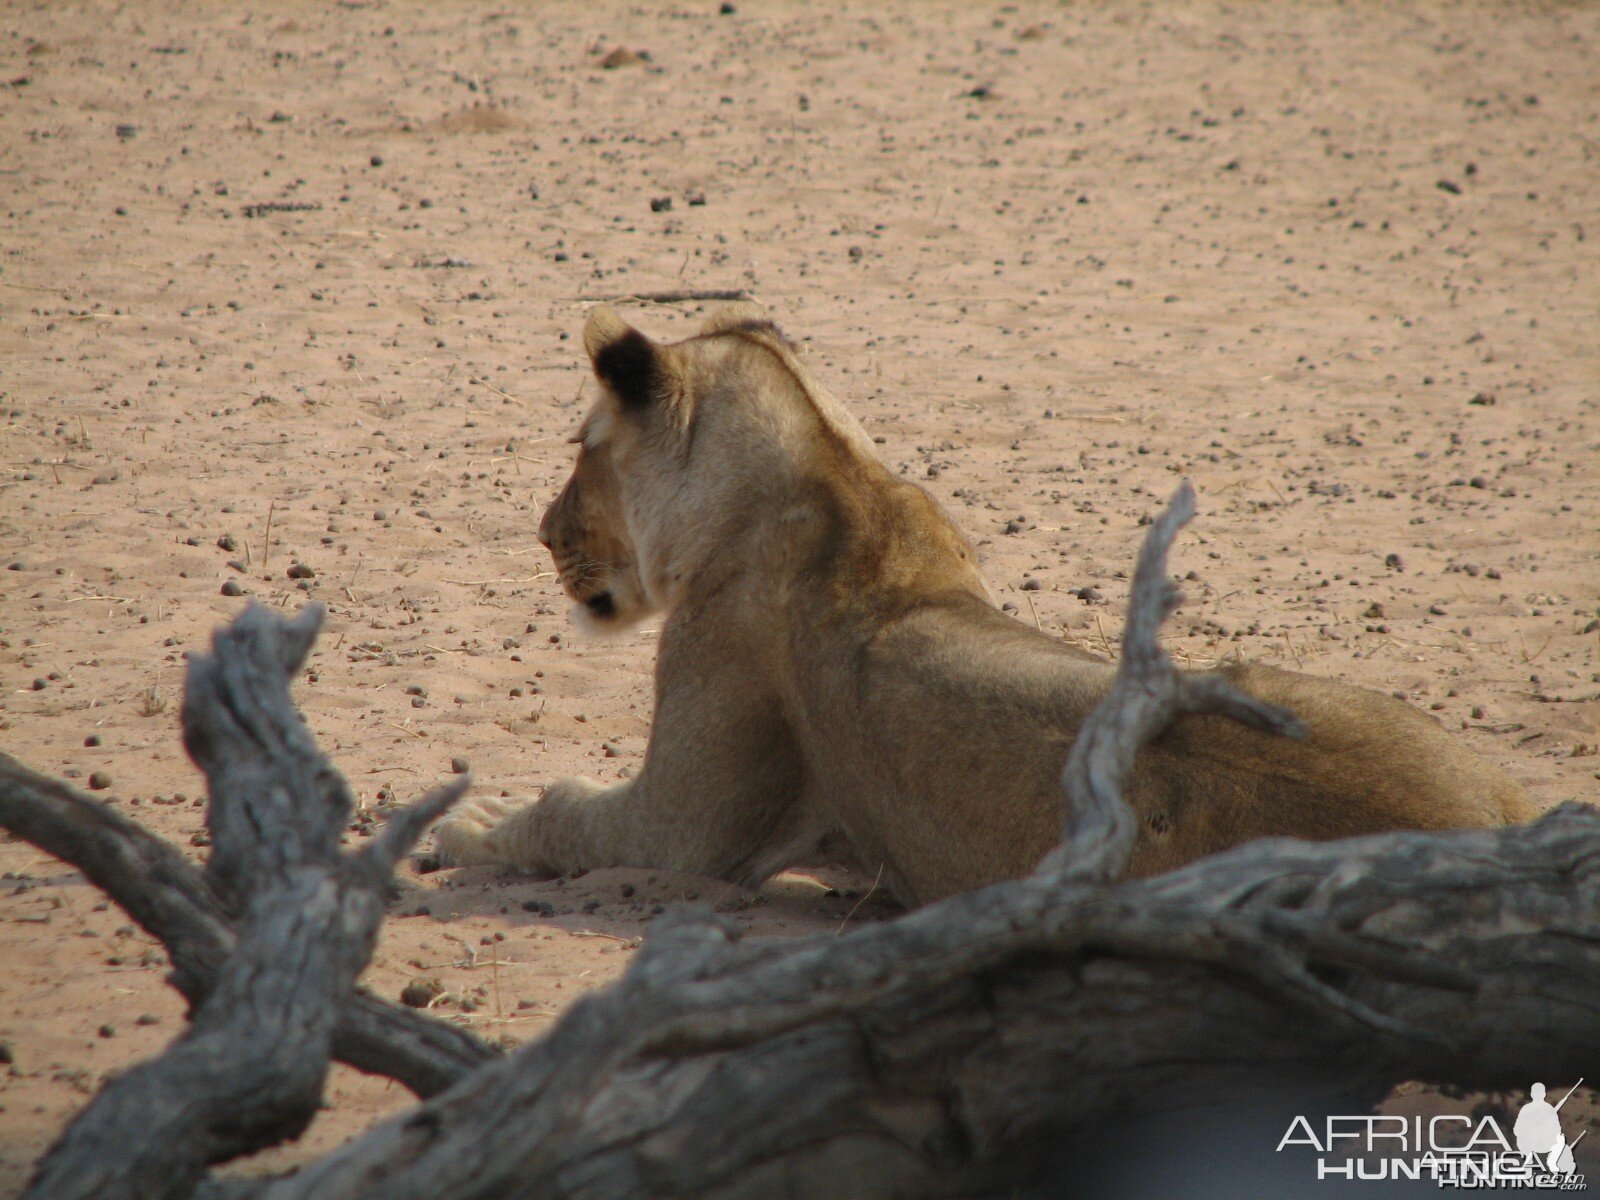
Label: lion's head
xmin=538 ymin=305 xmax=886 ymax=634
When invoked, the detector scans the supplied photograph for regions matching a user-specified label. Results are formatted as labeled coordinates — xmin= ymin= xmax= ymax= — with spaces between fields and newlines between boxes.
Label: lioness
xmin=434 ymin=307 xmax=1535 ymax=905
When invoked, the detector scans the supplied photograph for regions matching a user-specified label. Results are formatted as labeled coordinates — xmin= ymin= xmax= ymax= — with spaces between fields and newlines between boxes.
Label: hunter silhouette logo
xmin=1278 ymin=1080 xmax=1588 ymax=1189
xmin=1517 ymin=1082 xmax=1586 ymax=1177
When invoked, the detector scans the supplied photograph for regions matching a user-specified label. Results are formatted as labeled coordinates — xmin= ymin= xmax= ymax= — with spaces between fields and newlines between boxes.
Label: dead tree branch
xmin=208 ymin=803 xmax=1596 ymax=1200
xmin=1044 ymin=478 xmax=1308 ymax=884
xmin=12 ymin=605 xmax=472 ymax=1200
xmin=188 ymin=487 xmax=1599 ymax=1200
xmin=586 ymin=288 xmax=755 ymax=304
xmin=2 ymin=488 xmax=1593 ymax=1200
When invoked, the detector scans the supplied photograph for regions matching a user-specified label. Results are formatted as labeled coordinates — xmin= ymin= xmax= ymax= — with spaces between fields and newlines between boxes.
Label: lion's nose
xmin=535 ymin=509 xmax=553 ymax=549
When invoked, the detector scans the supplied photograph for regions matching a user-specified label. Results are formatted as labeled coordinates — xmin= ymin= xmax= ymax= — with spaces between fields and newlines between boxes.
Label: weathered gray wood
xmin=185 ymin=487 xmax=1598 ymax=1200
xmin=203 ymin=807 xmax=1598 ymax=1200
xmin=1044 ymin=478 xmax=1307 ymax=884
xmin=19 ymin=604 xmax=469 ymax=1200
xmin=0 ymin=757 xmax=500 ymax=1098
xmin=7 ymin=492 xmax=1596 ymax=1200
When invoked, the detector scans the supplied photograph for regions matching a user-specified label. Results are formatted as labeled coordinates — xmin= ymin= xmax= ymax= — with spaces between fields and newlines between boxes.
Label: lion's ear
xmin=583 ymin=305 xmax=662 ymax=409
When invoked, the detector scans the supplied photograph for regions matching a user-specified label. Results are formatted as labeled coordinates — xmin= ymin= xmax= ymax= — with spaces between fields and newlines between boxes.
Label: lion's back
xmin=1125 ymin=662 xmax=1536 ymax=873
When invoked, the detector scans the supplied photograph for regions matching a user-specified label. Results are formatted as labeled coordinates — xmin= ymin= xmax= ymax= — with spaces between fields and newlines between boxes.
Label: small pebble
xmin=88 ymin=772 xmax=112 ymax=791
xmin=650 ymin=196 xmax=673 ymax=213
xmin=84 ymin=734 xmax=101 ymax=747
xmin=97 ymin=1024 xmax=116 ymax=1039
xmin=450 ymin=756 xmax=470 ymax=774
xmin=220 ymin=579 xmax=244 ymax=596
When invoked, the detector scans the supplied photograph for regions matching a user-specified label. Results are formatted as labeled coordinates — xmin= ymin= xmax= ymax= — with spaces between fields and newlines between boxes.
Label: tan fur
xmin=434 ymin=308 xmax=1538 ymax=906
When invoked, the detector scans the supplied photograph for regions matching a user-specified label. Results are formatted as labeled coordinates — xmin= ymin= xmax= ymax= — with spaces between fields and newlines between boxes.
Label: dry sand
xmin=0 ymin=0 xmax=1596 ymax=1190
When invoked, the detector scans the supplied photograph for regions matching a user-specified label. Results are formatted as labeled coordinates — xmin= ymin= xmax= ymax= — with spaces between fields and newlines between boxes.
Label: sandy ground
xmin=0 ymin=0 xmax=1596 ymax=1191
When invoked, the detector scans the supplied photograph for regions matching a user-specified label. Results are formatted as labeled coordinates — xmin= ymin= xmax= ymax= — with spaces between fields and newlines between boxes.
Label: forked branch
xmin=7 ymin=605 xmax=474 ymax=1200
xmin=1046 ymin=478 xmax=1307 ymax=883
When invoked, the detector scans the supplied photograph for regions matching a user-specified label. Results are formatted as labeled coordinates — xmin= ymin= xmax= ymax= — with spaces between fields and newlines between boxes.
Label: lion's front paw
xmin=432 ymin=795 xmax=534 ymax=869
